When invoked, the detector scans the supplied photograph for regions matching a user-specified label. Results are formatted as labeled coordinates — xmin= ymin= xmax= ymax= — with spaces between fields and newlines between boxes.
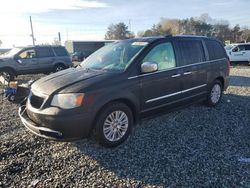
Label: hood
xmin=0 ymin=56 xmax=12 ymax=62
xmin=31 ymin=68 xmax=106 ymax=95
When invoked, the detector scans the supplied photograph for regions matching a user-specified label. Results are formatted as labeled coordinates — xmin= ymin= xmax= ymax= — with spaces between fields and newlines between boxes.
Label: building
xmin=64 ymin=40 xmax=115 ymax=56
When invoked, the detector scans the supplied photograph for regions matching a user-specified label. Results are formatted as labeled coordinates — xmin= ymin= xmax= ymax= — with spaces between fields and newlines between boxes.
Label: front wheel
xmin=95 ymin=102 xmax=133 ymax=147
xmin=205 ymin=80 xmax=223 ymax=107
xmin=0 ymin=69 xmax=15 ymax=82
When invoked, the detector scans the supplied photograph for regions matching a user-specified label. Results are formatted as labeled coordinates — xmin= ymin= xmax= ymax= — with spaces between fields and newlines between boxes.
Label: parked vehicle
xmin=0 ymin=45 xmax=72 ymax=81
xmin=225 ymin=43 xmax=250 ymax=64
xmin=19 ymin=35 xmax=230 ymax=147
xmin=71 ymin=51 xmax=89 ymax=62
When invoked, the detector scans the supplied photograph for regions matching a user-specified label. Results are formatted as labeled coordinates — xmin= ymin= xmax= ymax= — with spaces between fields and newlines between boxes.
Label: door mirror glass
xmin=141 ymin=62 xmax=158 ymax=73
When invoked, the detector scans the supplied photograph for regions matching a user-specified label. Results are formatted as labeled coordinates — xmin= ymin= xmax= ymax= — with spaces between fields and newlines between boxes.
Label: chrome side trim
xmin=128 ymin=58 xmax=226 ymax=80
xmin=28 ymin=89 xmax=49 ymax=110
xmin=141 ymin=91 xmax=207 ymax=113
xmin=182 ymin=84 xmax=207 ymax=93
xmin=146 ymin=84 xmax=207 ymax=103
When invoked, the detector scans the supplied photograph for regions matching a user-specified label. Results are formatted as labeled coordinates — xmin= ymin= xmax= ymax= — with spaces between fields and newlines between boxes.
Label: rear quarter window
xmin=53 ymin=47 xmax=68 ymax=56
xmin=244 ymin=45 xmax=250 ymax=51
xmin=174 ymin=39 xmax=205 ymax=66
xmin=205 ymin=40 xmax=227 ymax=61
xmin=36 ymin=47 xmax=54 ymax=58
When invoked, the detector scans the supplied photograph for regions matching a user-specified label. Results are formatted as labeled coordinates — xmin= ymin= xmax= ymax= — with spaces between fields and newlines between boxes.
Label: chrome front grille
xmin=29 ymin=90 xmax=47 ymax=109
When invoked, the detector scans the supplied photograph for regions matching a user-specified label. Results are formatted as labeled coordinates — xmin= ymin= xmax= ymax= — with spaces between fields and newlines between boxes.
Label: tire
xmin=0 ymin=69 xmax=15 ymax=82
xmin=53 ymin=64 xmax=66 ymax=72
xmin=95 ymin=102 xmax=133 ymax=147
xmin=205 ymin=80 xmax=223 ymax=107
xmin=7 ymin=94 xmax=15 ymax=102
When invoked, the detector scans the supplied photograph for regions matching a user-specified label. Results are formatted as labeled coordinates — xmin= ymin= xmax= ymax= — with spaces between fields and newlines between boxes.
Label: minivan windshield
xmin=80 ymin=41 xmax=148 ymax=71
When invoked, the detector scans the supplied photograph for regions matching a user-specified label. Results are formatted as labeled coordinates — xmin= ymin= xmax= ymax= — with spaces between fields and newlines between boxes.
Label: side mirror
xmin=17 ymin=59 xmax=22 ymax=64
xmin=14 ymin=56 xmax=22 ymax=64
xmin=141 ymin=62 xmax=158 ymax=73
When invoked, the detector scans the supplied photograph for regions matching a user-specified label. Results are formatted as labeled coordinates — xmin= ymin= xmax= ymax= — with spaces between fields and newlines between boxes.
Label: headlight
xmin=51 ymin=93 xmax=84 ymax=109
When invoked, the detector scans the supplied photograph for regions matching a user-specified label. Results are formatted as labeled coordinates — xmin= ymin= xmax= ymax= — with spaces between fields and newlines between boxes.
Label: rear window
xmin=53 ymin=47 xmax=68 ymax=56
xmin=205 ymin=40 xmax=226 ymax=60
xmin=36 ymin=47 xmax=54 ymax=58
xmin=174 ymin=39 xmax=205 ymax=66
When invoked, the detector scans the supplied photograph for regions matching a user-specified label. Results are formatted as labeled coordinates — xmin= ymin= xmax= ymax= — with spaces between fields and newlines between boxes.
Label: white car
xmin=225 ymin=43 xmax=250 ymax=64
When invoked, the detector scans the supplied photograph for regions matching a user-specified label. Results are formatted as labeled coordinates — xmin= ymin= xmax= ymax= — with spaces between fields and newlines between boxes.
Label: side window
xmin=244 ymin=45 xmax=250 ymax=51
xmin=18 ymin=48 xmax=36 ymax=59
xmin=174 ymin=40 xmax=205 ymax=66
xmin=142 ymin=42 xmax=176 ymax=71
xmin=238 ymin=45 xmax=245 ymax=51
xmin=36 ymin=47 xmax=55 ymax=58
xmin=232 ymin=45 xmax=250 ymax=52
xmin=53 ymin=47 xmax=68 ymax=56
xmin=205 ymin=40 xmax=227 ymax=60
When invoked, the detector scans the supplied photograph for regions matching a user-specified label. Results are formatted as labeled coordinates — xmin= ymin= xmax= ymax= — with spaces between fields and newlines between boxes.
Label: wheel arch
xmin=215 ymin=76 xmax=224 ymax=88
xmin=0 ymin=67 xmax=17 ymax=76
xmin=54 ymin=62 xmax=66 ymax=68
xmin=90 ymin=97 xmax=139 ymax=135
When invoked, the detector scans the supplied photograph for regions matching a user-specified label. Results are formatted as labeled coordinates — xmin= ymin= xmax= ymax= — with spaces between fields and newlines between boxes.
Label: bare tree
xmin=137 ymin=14 xmax=250 ymax=43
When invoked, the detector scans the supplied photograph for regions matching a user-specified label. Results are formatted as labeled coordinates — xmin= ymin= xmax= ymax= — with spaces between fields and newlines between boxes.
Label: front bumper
xmin=19 ymin=105 xmax=94 ymax=141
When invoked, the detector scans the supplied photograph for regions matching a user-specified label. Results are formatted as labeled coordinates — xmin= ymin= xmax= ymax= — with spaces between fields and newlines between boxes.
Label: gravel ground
xmin=0 ymin=67 xmax=250 ymax=187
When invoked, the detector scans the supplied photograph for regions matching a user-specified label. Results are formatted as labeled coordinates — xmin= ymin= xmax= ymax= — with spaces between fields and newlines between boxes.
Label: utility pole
xmin=30 ymin=16 xmax=35 ymax=46
xmin=58 ymin=32 xmax=61 ymax=44
xmin=129 ymin=19 xmax=131 ymax=32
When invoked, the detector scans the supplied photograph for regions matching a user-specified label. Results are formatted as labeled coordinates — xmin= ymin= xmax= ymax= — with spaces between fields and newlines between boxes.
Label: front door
xmin=15 ymin=48 xmax=38 ymax=73
xmin=140 ymin=41 xmax=182 ymax=112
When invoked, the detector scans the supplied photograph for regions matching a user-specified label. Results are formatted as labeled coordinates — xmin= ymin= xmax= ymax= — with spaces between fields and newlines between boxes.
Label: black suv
xmin=19 ymin=36 xmax=230 ymax=147
xmin=0 ymin=45 xmax=72 ymax=81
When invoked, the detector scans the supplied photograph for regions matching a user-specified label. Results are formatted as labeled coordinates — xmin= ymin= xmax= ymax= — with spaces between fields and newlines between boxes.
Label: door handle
xmin=183 ymin=71 xmax=192 ymax=75
xmin=171 ymin=74 xmax=181 ymax=78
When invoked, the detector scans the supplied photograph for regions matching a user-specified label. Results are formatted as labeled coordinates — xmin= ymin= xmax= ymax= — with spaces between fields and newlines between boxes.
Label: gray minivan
xmin=19 ymin=35 xmax=230 ymax=147
xmin=0 ymin=45 xmax=72 ymax=81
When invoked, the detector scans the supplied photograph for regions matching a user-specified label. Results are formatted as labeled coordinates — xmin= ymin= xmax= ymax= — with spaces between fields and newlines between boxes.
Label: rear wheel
xmin=95 ymin=102 xmax=133 ymax=147
xmin=54 ymin=64 xmax=66 ymax=72
xmin=205 ymin=80 xmax=223 ymax=107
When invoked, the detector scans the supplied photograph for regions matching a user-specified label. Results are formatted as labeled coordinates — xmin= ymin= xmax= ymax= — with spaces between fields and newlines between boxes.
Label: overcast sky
xmin=0 ymin=0 xmax=249 ymax=48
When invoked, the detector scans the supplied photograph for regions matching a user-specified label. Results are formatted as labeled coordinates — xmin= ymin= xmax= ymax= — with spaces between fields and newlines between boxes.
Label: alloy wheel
xmin=103 ymin=110 xmax=129 ymax=142
xmin=210 ymin=84 xmax=221 ymax=104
